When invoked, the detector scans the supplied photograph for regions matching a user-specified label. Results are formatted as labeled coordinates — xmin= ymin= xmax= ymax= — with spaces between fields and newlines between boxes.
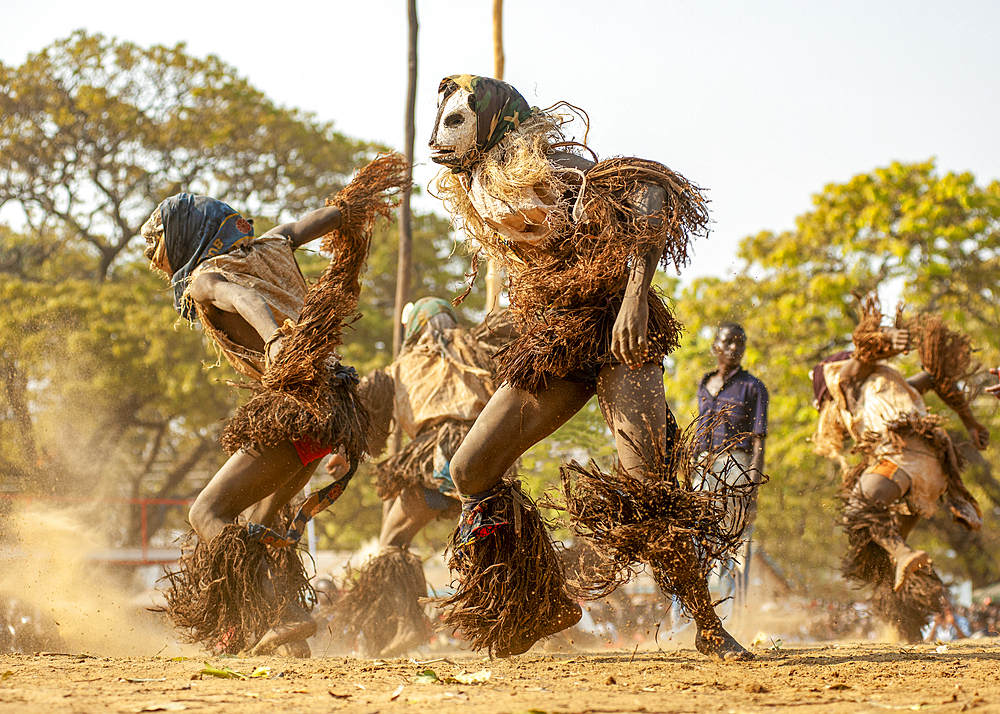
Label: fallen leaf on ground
xmin=413 ymin=670 xmax=439 ymax=684
xmin=453 ymin=670 xmax=491 ymax=685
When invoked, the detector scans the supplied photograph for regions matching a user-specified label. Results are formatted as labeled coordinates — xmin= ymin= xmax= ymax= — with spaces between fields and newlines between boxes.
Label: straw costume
xmin=148 ymin=155 xmax=409 ymax=653
xmin=812 ymin=298 xmax=985 ymax=641
xmin=334 ymin=298 xmax=507 ymax=658
xmin=432 ymin=76 xmax=709 ymax=394
xmin=428 ymin=76 xmax=751 ymax=660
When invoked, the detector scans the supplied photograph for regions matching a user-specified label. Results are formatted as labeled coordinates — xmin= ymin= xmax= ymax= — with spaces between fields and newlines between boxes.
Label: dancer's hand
xmin=612 ymin=295 xmax=649 ymax=369
xmin=886 ymin=326 xmax=911 ymax=354
xmin=986 ymin=367 xmax=1000 ymax=399
xmin=963 ymin=416 xmax=990 ymax=450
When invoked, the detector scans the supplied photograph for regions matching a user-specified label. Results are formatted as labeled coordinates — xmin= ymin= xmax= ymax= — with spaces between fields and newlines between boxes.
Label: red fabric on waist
xmin=292 ymin=437 xmax=333 ymax=466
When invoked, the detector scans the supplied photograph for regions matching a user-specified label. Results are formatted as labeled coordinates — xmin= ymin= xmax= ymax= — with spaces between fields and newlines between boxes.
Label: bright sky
xmin=4 ymin=0 xmax=999 ymax=282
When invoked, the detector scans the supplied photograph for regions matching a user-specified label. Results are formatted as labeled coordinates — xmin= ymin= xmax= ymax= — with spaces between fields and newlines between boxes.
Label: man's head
xmin=402 ymin=297 xmax=459 ymax=346
xmin=141 ymin=208 xmax=170 ymax=275
xmin=429 ymin=75 xmax=533 ymax=172
xmin=140 ymin=193 xmax=254 ymax=318
xmin=711 ymin=322 xmax=746 ymax=370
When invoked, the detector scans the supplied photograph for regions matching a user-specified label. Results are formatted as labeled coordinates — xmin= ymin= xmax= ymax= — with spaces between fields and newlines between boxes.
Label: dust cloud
xmin=0 ymin=504 xmax=197 ymax=657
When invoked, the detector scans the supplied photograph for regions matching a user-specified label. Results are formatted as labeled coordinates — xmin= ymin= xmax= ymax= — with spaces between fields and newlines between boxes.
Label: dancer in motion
xmin=428 ymin=75 xmax=752 ymax=659
xmin=334 ymin=297 xmax=504 ymax=657
xmin=812 ymin=297 xmax=988 ymax=641
xmin=144 ymin=155 xmax=408 ymax=655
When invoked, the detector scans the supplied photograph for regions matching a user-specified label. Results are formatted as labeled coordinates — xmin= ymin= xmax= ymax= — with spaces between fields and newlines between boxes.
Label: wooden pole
xmin=485 ymin=0 xmax=505 ymax=315
xmin=393 ymin=0 xmax=419 ymax=357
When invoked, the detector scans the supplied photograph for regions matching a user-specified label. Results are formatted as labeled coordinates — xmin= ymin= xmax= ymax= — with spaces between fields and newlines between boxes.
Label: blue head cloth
xmin=158 ymin=193 xmax=255 ymax=319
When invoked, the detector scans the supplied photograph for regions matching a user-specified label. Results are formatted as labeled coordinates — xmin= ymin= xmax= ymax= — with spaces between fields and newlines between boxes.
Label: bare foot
xmin=378 ymin=619 xmax=427 ymax=659
xmin=695 ymin=626 xmax=754 ymax=661
xmin=495 ymin=599 xmax=583 ymax=658
xmin=250 ymin=610 xmax=318 ymax=656
xmin=894 ymin=549 xmax=931 ymax=591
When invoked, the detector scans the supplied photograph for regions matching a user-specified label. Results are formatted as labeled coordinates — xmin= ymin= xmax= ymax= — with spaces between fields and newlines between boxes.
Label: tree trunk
xmin=124 ymin=434 xmax=216 ymax=546
xmin=392 ymin=0 xmax=418 ymax=358
xmin=485 ymin=0 xmax=505 ymax=315
xmin=0 ymin=356 xmax=38 ymax=485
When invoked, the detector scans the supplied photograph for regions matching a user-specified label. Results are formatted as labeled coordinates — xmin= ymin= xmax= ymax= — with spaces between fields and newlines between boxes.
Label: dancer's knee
xmin=858 ymin=470 xmax=904 ymax=506
xmin=449 ymin=448 xmax=497 ymax=496
xmin=188 ymin=497 xmax=225 ymax=543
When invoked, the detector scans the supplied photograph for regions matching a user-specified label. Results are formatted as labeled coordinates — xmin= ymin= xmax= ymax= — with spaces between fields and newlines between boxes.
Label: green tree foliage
xmin=667 ymin=160 xmax=1000 ymax=590
xmin=0 ymin=30 xmax=373 ymax=281
xmin=0 ymin=232 xmax=234 ymax=542
xmin=0 ymin=32 xmax=384 ymax=547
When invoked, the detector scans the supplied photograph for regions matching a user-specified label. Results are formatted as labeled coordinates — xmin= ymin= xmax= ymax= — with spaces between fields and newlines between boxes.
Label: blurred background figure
xmin=694 ymin=323 xmax=769 ymax=613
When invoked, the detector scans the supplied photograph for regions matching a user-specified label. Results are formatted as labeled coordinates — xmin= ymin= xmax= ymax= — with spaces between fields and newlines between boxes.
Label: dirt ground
xmin=3 ymin=510 xmax=999 ymax=712
xmin=2 ymin=640 xmax=999 ymax=714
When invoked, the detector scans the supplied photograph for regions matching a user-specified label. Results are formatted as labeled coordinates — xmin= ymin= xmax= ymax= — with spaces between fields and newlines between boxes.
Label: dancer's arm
xmin=955 ymin=400 xmax=989 ymax=450
xmin=611 ymin=184 xmax=666 ymax=368
xmin=188 ymin=273 xmax=282 ymax=360
xmin=986 ymin=368 xmax=1000 ymax=399
xmin=267 ymin=205 xmax=344 ymax=248
xmin=841 ymin=327 xmax=913 ymax=409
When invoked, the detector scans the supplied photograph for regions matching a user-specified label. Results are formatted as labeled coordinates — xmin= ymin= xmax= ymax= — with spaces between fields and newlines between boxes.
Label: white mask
xmin=429 ymin=86 xmax=477 ymax=168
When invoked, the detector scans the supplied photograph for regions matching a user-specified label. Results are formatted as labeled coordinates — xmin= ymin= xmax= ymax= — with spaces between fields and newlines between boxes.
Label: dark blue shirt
xmin=696 ymin=367 xmax=769 ymax=452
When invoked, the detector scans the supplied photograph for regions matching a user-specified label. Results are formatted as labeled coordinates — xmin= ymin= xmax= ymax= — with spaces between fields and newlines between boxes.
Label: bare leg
xmin=379 ymin=486 xmax=443 ymax=550
xmin=595 ymin=363 xmax=666 ymax=473
xmin=189 ymin=441 xmax=308 ymax=543
xmin=250 ymin=604 xmax=317 ymax=656
xmin=188 ymin=441 xmax=323 ymax=656
xmin=597 ymin=363 xmax=750 ymax=660
xmin=447 ymin=378 xmax=592 ymax=653
xmin=450 ymin=378 xmax=595 ymax=495
xmin=246 ymin=461 xmax=318 ymax=528
xmin=667 ymin=551 xmax=752 ymax=660
xmin=244 ymin=461 xmax=322 ymax=656
xmin=857 ymin=470 xmax=929 ymax=591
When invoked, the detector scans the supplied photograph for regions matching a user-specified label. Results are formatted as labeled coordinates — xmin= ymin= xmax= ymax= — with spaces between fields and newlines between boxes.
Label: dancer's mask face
xmin=429 ymin=86 xmax=477 ymax=167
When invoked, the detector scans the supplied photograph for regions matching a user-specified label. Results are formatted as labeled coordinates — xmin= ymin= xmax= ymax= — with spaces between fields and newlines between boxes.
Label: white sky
xmin=3 ymin=0 xmax=999 ymax=282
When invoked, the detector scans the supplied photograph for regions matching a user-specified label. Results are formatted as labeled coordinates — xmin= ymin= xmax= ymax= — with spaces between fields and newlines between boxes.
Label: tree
xmin=392 ymin=0 xmax=419 ymax=357
xmin=667 ymin=159 xmax=1000 ymax=590
xmin=0 ymin=33 xmax=383 ymax=549
xmin=0 ymin=240 xmax=234 ymax=542
xmin=0 ymin=30 xmax=375 ymax=281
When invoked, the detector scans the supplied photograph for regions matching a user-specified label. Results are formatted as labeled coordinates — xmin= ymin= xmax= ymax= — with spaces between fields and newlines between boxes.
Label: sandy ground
xmin=4 ymin=507 xmax=999 ymax=712
xmin=2 ymin=640 xmax=999 ymax=714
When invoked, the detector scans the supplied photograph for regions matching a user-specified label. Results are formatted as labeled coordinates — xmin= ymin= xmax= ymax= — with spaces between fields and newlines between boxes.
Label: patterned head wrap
xmin=438 ymin=74 xmax=534 ymax=173
xmin=403 ymin=296 xmax=459 ymax=345
xmin=143 ymin=193 xmax=255 ymax=319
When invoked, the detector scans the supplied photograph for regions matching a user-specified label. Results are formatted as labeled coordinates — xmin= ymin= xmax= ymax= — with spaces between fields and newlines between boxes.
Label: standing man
xmin=695 ymin=322 xmax=769 ymax=610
